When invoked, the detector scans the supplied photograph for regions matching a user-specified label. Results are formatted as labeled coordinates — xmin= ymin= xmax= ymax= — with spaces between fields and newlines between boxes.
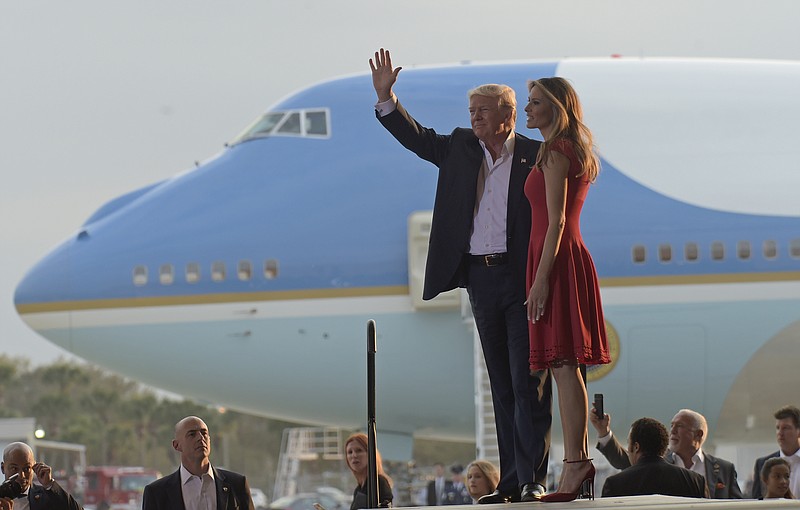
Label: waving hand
xmin=369 ymin=48 xmax=402 ymax=102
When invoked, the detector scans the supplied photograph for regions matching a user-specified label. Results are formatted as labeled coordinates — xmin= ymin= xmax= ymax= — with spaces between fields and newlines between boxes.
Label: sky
xmin=2 ymin=0 xmax=800 ymax=367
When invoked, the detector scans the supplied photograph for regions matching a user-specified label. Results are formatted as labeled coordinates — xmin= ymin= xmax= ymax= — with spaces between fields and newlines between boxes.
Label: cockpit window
xmin=230 ymin=108 xmax=330 ymax=144
xmin=305 ymin=111 xmax=327 ymax=135
xmin=276 ymin=112 xmax=302 ymax=134
xmin=245 ymin=113 xmax=284 ymax=138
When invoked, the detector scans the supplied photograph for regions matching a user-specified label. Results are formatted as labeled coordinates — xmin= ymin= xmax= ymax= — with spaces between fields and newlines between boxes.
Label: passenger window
xmin=632 ymin=245 xmax=646 ymax=263
xmin=763 ymin=240 xmax=777 ymax=259
xmin=186 ymin=262 xmax=200 ymax=283
xmin=212 ymin=261 xmax=226 ymax=282
xmin=276 ymin=112 xmax=301 ymax=134
xmin=133 ymin=266 xmax=148 ymax=286
xmin=264 ymin=259 xmax=279 ymax=279
xmin=791 ymin=238 xmax=800 ymax=258
xmin=684 ymin=242 xmax=699 ymax=261
xmin=711 ymin=241 xmax=725 ymax=261
xmin=159 ymin=264 xmax=174 ymax=285
xmin=737 ymin=240 xmax=751 ymax=260
xmin=238 ymin=260 xmax=252 ymax=281
xmin=658 ymin=244 xmax=672 ymax=263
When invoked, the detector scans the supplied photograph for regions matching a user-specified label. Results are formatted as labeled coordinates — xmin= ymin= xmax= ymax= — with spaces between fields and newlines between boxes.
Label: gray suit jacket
xmin=596 ymin=434 xmax=743 ymax=498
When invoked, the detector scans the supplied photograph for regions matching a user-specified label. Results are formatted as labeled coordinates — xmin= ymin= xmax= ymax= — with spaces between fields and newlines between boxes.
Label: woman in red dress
xmin=524 ymin=77 xmax=610 ymax=502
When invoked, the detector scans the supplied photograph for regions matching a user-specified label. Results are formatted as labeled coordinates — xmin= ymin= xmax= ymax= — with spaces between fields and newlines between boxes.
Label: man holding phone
xmin=590 ymin=406 xmax=742 ymax=498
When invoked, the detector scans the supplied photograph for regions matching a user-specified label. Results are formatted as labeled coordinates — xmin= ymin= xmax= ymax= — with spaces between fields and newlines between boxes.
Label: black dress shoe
xmin=520 ymin=483 xmax=546 ymax=502
xmin=477 ymin=489 xmax=520 ymax=504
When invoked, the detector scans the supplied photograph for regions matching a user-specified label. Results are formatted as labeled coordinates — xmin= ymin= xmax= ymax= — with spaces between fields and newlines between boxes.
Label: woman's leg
xmin=552 ymin=364 xmax=591 ymax=493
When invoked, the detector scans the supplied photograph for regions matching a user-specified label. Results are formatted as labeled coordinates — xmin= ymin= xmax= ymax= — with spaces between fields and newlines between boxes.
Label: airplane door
xmin=408 ymin=211 xmax=460 ymax=309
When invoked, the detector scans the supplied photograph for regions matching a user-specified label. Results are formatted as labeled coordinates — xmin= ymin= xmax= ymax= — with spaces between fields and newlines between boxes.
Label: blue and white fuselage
xmin=14 ymin=58 xmax=800 ymax=448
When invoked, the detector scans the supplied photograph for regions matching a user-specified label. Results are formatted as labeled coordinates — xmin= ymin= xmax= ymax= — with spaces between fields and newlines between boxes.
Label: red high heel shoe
xmin=540 ymin=459 xmax=595 ymax=503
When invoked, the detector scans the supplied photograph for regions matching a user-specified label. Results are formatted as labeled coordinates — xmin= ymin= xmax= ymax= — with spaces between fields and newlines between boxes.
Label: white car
xmin=250 ymin=488 xmax=269 ymax=510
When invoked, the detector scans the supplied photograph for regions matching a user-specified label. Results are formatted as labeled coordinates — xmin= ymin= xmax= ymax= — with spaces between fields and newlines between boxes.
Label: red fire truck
xmin=83 ymin=466 xmax=161 ymax=510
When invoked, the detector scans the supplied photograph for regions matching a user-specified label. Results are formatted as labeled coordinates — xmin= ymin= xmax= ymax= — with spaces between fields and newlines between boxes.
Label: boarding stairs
xmin=273 ymin=426 xmax=343 ymax=499
xmin=462 ymin=290 xmax=500 ymax=465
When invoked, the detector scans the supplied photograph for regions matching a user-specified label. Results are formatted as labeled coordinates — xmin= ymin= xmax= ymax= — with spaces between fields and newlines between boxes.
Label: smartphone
xmin=593 ymin=393 xmax=604 ymax=419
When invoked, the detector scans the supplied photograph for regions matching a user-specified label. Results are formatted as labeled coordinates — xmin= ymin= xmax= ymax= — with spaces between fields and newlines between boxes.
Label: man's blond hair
xmin=467 ymin=84 xmax=516 ymax=129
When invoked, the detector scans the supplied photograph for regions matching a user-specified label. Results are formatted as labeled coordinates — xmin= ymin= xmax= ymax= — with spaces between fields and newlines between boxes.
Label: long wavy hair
xmin=528 ymin=77 xmax=599 ymax=182
xmin=344 ymin=433 xmax=393 ymax=486
xmin=466 ymin=459 xmax=500 ymax=498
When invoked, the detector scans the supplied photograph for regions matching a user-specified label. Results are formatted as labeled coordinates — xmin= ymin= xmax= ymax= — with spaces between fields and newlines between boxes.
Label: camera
xmin=0 ymin=473 xmax=24 ymax=499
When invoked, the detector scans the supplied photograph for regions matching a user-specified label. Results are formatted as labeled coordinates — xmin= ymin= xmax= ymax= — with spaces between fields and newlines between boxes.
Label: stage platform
xmin=402 ymin=495 xmax=800 ymax=509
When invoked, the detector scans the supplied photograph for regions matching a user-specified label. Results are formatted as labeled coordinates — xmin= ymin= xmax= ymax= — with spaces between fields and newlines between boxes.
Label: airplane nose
xmin=14 ymin=233 xmax=85 ymax=344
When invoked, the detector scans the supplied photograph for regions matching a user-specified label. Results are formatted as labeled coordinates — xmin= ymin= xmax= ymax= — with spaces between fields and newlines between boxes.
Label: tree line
xmin=0 ymin=355 xmax=296 ymax=493
xmin=0 ymin=355 xmax=475 ymax=498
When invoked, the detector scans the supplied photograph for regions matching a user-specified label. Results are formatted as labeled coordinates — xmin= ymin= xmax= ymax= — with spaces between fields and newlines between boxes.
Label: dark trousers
xmin=467 ymin=262 xmax=552 ymax=491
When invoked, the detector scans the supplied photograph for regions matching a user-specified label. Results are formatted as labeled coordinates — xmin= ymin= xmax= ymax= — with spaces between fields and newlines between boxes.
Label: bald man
xmin=142 ymin=416 xmax=254 ymax=510
xmin=0 ymin=442 xmax=82 ymax=510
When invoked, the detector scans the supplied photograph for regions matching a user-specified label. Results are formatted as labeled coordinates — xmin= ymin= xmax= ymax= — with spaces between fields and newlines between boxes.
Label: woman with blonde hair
xmin=344 ymin=433 xmax=393 ymax=509
xmin=466 ymin=460 xmax=500 ymax=502
xmin=523 ymin=77 xmax=611 ymax=502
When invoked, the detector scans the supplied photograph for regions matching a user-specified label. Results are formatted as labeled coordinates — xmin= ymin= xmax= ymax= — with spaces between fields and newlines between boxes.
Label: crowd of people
xmin=2 ymin=403 xmax=796 ymax=509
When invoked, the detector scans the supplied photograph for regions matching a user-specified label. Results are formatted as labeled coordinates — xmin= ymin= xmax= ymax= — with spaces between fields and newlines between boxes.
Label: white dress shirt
xmin=671 ymin=448 xmax=707 ymax=479
xmin=14 ymin=493 xmax=30 ymax=510
xmin=180 ymin=464 xmax=217 ymax=510
xmin=780 ymin=448 xmax=800 ymax=497
xmin=469 ymin=134 xmax=514 ymax=255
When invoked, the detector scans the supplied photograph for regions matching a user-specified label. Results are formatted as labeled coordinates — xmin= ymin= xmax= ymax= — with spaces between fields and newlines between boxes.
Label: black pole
xmin=366 ymin=320 xmax=379 ymax=508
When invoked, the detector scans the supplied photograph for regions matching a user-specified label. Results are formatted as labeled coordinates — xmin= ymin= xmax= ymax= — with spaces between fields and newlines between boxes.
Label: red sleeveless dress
xmin=525 ymin=139 xmax=610 ymax=370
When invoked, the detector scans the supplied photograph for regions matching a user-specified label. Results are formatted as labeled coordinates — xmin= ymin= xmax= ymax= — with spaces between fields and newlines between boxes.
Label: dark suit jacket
xmin=426 ymin=477 xmax=448 ymax=506
xmin=751 ymin=450 xmax=780 ymax=499
xmin=597 ymin=434 xmax=743 ymax=498
xmin=142 ymin=466 xmax=254 ymax=510
xmin=26 ymin=481 xmax=83 ymax=510
xmin=601 ymin=456 xmax=708 ymax=498
xmin=377 ymin=100 xmax=540 ymax=301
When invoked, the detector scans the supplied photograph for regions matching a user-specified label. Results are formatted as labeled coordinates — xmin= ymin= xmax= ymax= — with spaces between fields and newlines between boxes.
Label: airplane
xmin=13 ymin=57 xmax=800 ymax=467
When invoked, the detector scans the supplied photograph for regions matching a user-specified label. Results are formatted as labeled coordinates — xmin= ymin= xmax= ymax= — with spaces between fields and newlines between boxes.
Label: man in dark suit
xmin=590 ymin=407 xmax=742 ymax=498
xmin=370 ymin=48 xmax=551 ymax=503
xmin=751 ymin=405 xmax=800 ymax=499
xmin=0 ymin=441 xmax=82 ymax=510
xmin=602 ymin=417 xmax=708 ymax=498
xmin=426 ymin=463 xmax=447 ymax=505
xmin=142 ymin=415 xmax=254 ymax=510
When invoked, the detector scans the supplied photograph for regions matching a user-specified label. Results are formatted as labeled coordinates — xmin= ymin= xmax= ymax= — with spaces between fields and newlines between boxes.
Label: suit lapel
xmin=28 ymin=484 xmax=44 ymax=508
xmin=465 ymin=137 xmax=484 ymax=213
xmin=167 ymin=469 xmax=187 ymax=509
xmin=507 ymin=135 xmax=535 ymax=235
xmin=214 ymin=466 xmax=231 ymax=510
xmin=704 ymin=454 xmax=721 ymax=498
